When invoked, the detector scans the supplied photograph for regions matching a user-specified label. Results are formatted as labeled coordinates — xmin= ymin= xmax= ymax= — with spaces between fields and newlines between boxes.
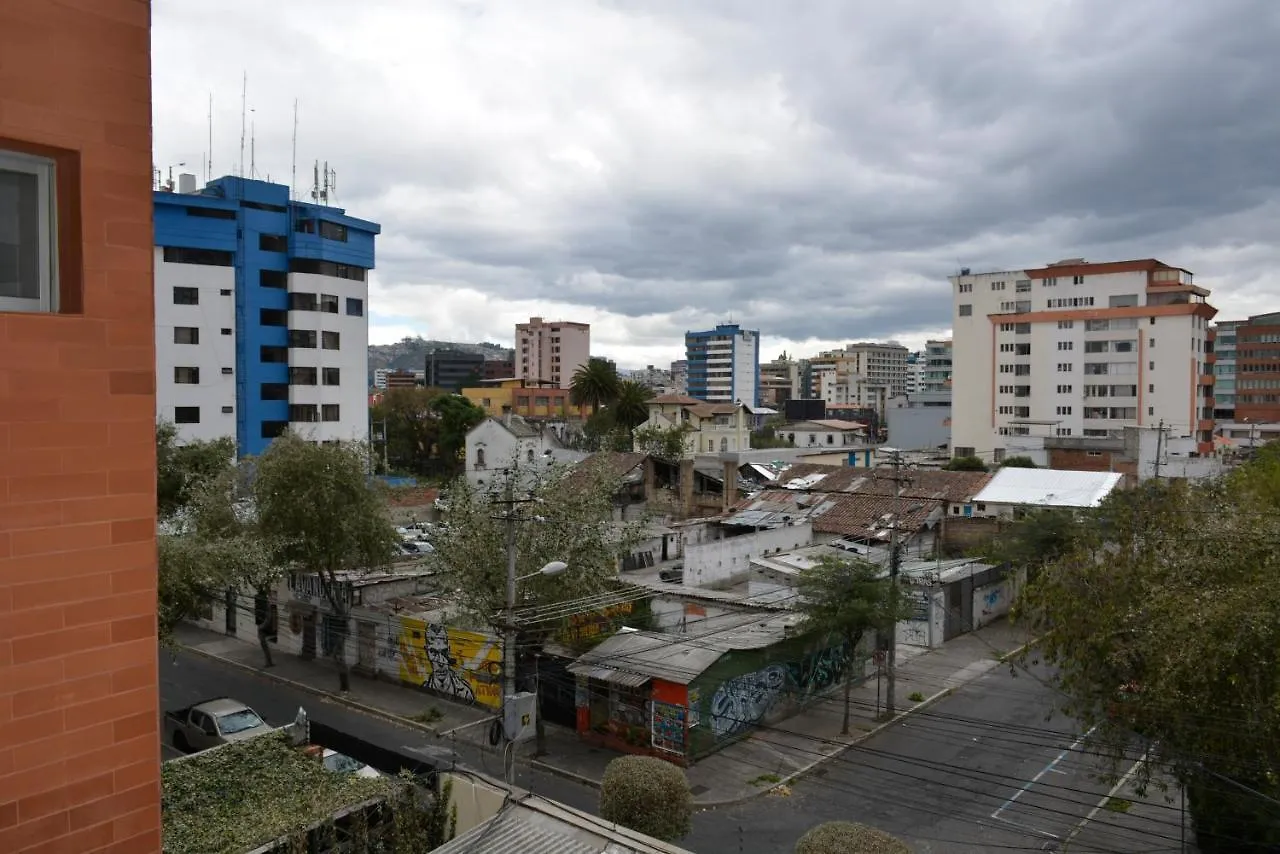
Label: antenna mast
xmin=290 ymin=99 xmax=298 ymax=201
xmin=238 ymin=72 xmax=247 ymax=178
xmin=207 ymin=93 xmax=213 ymax=182
xmin=250 ymin=115 xmax=256 ymax=179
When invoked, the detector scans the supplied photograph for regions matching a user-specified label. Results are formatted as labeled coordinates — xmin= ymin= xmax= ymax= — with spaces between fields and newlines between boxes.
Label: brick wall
xmin=0 ymin=2 xmax=160 ymax=853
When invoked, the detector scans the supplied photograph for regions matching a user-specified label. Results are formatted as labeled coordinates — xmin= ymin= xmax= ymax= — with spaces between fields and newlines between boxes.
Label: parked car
xmin=165 ymin=698 xmax=275 ymax=753
xmin=659 ymin=564 xmax=684 ymax=584
xmin=301 ymin=744 xmax=383 ymax=779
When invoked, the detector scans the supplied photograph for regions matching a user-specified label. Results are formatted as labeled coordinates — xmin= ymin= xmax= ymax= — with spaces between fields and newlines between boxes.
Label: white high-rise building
xmin=154 ymin=175 xmax=379 ymax=456
xmin=950 ymin=258 xmax=1217 ymax=462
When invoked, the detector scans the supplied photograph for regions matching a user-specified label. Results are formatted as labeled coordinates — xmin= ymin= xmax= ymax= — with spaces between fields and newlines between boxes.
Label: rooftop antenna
xmin=311 ymin=160 xmax=320 ymax=202
xmin=290 ymin=99 xmax=298 ymax=201
xmin=249 ymin=109 xmax=257 ymax=179
xmin=238 ymin=72 xmax=247 ymax=178
xmin=206 ymin=93 xmax=213 ymax=183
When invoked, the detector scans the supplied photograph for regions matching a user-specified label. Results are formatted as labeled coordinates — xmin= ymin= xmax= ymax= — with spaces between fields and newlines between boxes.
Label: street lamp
xmin=515 ymin=561 xmax=567 ymax=582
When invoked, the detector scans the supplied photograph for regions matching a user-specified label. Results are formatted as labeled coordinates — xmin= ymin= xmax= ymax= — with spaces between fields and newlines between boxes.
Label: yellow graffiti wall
xmin=395 ymin=617 xmax=503 ymax=708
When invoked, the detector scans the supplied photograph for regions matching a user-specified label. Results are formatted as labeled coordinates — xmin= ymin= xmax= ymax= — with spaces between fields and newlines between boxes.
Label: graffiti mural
xmin=395 ymin=617 xmax=502 ymax=708
xmin=709 ymin=663 xmax=788 ymax=738
xmin=706 ymin=641 xmax=852 ymax=740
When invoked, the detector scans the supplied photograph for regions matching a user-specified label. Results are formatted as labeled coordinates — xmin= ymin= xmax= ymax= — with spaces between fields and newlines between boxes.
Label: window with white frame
xmin=0 ymin=149 xmax=57 ymax=313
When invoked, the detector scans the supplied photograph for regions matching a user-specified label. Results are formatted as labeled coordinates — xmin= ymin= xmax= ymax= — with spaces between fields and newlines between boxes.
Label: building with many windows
xmin=515 ymin=316 xmax=590 ymax=389
xmin=685 ymin=323 xmax=760 ymax=406
xmin=1230 ymin=312 xmax=1280 ymax=423
xmin=425 ymin=347 xmax=485 ymax=392
xmin=950 ymin=258 xmax=1216 ymax=462
xmin=1210 ymin=319 xmax=1240 ymax=420
xmin=154 ymin=176 xmax=379 ymax=457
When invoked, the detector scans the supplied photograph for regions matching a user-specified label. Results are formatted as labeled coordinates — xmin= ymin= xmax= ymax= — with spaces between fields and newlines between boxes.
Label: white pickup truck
xmin=165 ymin=697 xmax=275 ymax=753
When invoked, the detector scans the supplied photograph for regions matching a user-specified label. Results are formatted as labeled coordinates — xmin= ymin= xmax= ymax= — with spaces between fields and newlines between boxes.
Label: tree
xmin=632 ymin=422 xmax=695 ymax=461
xmin=570 ymin=358 xmax=620 ymax=414
xmin=252 ymin=434 xmax=401 ymax=691
xmin=943 ymin=454 xmax=988 ymax=471
xmin=794 ymin=821 xmax=910 ymax=854
xmin=156 ymin=420 xmax=236 ymax=520
xmin=429 ymin=458 xmax=645 ymax=630
xmin=795 ymin=555 xmax=913 ymax=735
xmin=371 ymin=387 xmax=444 ymax=476
xmin=978 ymin=507 xmax=1081 ymax=574
xmin=751 ymin=414 xmax=794 ymax=449
xmin=1015 ymin=477 xmax=1280 ymax=851
xmin=430 ymin=393 xmax=485 ymax=474
xmin=576 ymin=409 xmax=633 ymax=453
xmin=1000 ymin=455 xmax=1038 ymax=468
xmin=599 ymin=756 xmax=692 ymax=842
xmin=611 ymin=380 xmax=652 ymax=430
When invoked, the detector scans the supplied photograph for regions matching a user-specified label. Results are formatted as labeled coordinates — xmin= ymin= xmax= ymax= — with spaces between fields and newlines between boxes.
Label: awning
xmin=565 ymin=664 xmax=651 ymax=688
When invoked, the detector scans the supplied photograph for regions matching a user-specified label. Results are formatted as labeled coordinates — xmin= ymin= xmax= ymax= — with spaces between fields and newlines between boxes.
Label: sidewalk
xmin=171 ymin=619 xmax=1037 ymax=807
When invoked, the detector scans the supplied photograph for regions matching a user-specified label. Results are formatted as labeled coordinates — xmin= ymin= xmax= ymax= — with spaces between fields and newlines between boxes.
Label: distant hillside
xmin=368 ymin=337 xmax=514 ymax=377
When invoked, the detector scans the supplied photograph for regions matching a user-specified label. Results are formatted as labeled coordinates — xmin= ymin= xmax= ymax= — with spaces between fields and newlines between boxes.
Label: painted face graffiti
xmin=423 ymin=624 xmax=475 ymax=702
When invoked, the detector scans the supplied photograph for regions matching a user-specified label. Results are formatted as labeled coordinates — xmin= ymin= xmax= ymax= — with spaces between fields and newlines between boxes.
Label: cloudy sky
xmin=152 ymin=0 xmax=1279 ymax=369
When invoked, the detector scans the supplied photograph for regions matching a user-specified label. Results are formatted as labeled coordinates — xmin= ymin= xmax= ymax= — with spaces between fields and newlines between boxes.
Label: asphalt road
xmin=157 ymin=647 xmax=602 ymax=816
xmin=160 ymin=648 xmax=1186 ymax=853
xmin=680 ymin=662 xmax=1188 ymax=854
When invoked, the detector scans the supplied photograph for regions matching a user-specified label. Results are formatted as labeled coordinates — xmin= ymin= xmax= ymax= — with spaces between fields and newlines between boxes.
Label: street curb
xmin=175 ymin=643 xmax=445 ymax=737
xmin=530 ymin=759 xmax=602 ymax=791
xmin=998 ymin=633 xmax=1045 ymax=663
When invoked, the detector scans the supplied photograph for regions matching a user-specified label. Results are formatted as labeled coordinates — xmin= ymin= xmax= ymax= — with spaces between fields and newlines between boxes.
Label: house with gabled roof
xmin=464 ymin=413 xmax=588 ymax=488
xmin=637 ymin=394 xmax=754 ymax=458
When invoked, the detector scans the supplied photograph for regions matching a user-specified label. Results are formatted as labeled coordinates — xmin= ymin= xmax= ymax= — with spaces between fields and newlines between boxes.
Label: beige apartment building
xmin=515 ymin=316 xmax=590 ymax=390
xmin=950 ymin=258 xmax=1217 ymax=462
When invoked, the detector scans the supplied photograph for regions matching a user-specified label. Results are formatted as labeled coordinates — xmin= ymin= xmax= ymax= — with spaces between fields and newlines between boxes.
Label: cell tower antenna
xmin=206 ymin=93 xmax=213 ymax=183
xmin=312 ymin=160 xmax=320 ymax=203
xmin=238 ymin=72 xmax=247 ymax=178
xmin=290 ymin=99 xmax=298 ymax=202
xmin=250 ymin=113 xmax=256 ymax=179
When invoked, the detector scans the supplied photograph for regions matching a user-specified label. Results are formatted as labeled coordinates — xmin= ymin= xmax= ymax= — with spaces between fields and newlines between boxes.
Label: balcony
xmin=1199 ymin=374 xmax=1214 ymax=385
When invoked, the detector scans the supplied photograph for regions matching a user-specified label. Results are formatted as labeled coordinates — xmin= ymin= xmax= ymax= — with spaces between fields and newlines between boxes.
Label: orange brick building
xmin=0 ymin=2 xmax=162 ymax=853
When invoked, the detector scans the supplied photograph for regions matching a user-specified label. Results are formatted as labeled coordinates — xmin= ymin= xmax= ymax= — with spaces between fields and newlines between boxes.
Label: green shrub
xmin=599 ymin=755 xmax=693 ymax=842
xmin=795 ymin=821 xmax=911 ymax=854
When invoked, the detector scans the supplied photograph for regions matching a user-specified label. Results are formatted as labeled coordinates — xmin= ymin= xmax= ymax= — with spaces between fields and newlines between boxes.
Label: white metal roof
xmin=973 ymin=467 xmax=1123 ymax=508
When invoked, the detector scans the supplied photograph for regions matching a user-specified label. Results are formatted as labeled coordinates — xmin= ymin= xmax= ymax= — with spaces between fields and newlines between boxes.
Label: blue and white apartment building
xmin=153 ymin=174 xmax=380 ymax=457
xmin=684 ymin=323 xmax=761 ymax=407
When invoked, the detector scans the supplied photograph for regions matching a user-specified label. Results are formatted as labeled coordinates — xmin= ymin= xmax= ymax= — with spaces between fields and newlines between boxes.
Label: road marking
xmin=991 ymin=724 xmax=1097 ymax=825
xmin=1060 ymin=747 xmax=1151 ymax=851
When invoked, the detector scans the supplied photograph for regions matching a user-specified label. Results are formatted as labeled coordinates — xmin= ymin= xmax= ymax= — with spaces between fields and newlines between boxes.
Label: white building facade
xmin=950 ymin=258 xmax=1217 ymax=462
xmin=154 ymin=249 xmax=238 ymax=442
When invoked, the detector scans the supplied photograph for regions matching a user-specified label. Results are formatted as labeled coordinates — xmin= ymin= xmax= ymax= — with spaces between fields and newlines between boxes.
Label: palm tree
xmin=612 ymin=381 xmax=652 ymax=430
xmin=570 ymin=358 xmax=620 ymax=414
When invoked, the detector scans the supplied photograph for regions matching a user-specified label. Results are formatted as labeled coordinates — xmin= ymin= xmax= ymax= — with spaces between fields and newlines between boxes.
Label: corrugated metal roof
xmin=433 ymin=810 xmax=602 ymax=854
xmin=567 ymin=665 xmax=651 ymax=688
xmin=567 ymin=630 xmax=726 ymax=685
xmin=973 ymin=467 xmax=1122 ymax=508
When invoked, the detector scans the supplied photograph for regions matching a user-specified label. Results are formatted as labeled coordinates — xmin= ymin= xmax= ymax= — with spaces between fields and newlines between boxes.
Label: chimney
xmin=177 ymin=172 xmax=197 ymax=194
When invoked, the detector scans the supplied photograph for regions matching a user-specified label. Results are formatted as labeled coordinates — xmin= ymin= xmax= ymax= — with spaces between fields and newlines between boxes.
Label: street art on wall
xmin=394 ymin=617 xmax=502 ymax=708
xmin=707 ymin=641 xmax=851 ymax=740
xmin=651 ymin=701 xmax=688 ymax=754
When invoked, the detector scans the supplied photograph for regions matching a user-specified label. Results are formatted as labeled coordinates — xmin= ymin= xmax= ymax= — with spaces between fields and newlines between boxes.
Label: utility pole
xmin=501 ymin=475 xmax=519 ymax=788
xmin=885 ymin=448 xmax=908 ymax=717
xmin=1153 ymin=420 xmax=1165 ymax=480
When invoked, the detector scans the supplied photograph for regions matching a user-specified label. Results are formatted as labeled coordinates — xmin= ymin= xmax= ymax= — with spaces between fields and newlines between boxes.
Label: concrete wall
xmin=887 ymin=404 xmax=953 ymax=452
xmin=442 ymin=772 xmax=508 ymax=837
xmin=683 ymin=524 xmax=814 ymax=589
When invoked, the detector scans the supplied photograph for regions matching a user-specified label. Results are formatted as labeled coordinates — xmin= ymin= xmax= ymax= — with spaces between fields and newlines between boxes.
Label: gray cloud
xmin=152 ymin=0 xmax=1280 ymax=360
